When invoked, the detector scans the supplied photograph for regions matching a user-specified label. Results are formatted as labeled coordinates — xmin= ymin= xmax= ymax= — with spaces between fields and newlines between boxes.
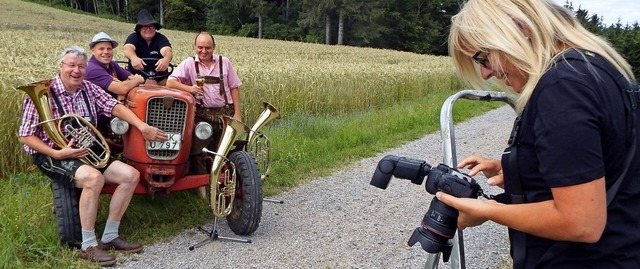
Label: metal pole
xmin=423 ymin=90 xmax=515 ymax=269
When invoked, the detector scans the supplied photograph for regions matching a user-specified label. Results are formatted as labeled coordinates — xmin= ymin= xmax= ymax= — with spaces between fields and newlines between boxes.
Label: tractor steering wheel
xmin=117 ymin=58 xmax=174 ymax=81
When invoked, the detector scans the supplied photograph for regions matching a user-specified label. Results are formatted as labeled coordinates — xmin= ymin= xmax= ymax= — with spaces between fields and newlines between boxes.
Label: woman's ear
xmin=513 ymin=19 xmax=532 ymax=41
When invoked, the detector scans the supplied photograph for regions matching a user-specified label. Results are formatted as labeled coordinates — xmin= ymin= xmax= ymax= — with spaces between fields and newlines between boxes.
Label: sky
xmin=551 ymin=0 xmax=640 ymax=26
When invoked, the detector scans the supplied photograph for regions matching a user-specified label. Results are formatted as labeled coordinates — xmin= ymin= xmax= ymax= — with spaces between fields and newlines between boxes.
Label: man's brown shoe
xmin=100 ymin=237 xmax=143 ymax=254
xmin=78 ymin=246 xmax=116 ymax=266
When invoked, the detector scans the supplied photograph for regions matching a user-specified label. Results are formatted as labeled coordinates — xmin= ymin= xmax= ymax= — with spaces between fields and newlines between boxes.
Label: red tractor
xmin=19 ymin=67 xmax=279 ymax=249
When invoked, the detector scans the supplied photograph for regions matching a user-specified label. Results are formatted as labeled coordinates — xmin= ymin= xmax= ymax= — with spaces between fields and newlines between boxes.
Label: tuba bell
xmin=18 ymin=80 xmax=111 ymax=168
xmin=205 ymin=116 xmax=248 ymax=217
xmin=246 ymin=102 xmax=280 ymax=180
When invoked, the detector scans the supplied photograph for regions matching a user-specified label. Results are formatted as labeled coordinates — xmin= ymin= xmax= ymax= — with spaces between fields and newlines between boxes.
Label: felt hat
xmin=88 ymin=32 xmax=119 ymax=49
xmin=135 ymin=9 xmax=162 ymax=32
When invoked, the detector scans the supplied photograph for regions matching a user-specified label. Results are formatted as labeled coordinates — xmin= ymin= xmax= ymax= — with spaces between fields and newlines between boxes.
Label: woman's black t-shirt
xmin=505 ymin=50 xmax=640 ymax=268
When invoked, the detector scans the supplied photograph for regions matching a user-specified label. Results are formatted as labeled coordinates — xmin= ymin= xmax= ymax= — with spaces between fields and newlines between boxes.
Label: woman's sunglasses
xmin=472 ymin=50 xmax=490 ymax=68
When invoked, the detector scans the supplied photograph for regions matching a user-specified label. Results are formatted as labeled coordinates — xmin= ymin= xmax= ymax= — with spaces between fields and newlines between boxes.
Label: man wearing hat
xmin=123 ymin=9 xmax=173 ymax=85
xmin=86 ymin=31 xmax=145 ymax=134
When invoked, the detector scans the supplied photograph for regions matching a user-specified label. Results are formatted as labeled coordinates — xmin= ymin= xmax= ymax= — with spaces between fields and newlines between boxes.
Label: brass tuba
xmin=18 ymin=80 xmax=111 ymax=168
xmin=246 ymin=102 xmax=280 ymax=180
xmin=205 ymin=116 xmax=248 ymax=217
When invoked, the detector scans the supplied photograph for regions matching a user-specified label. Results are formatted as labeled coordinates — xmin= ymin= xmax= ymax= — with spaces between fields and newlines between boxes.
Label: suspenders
xmin=49 ymin=84 xmax=95 ymax=126
xmin=193 ymin=55 xmax=230 ymax=108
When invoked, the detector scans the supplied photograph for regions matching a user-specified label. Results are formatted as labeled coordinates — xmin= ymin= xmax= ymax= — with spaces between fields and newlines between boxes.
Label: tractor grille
xmin=146 ymin=97 xmax=187 ymax=159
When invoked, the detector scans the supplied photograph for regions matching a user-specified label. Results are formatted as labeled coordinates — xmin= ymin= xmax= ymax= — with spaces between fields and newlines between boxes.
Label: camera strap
xmin=501 ymin=113 xmax=526 ymax=269
xmin=507 ymin=49 xmax=639 ymax=269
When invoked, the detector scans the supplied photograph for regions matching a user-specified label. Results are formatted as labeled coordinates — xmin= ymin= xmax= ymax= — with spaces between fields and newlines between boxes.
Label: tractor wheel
xmin=51 ymin=178 xmax=82 ymax=248
xmin=226 ymin=151 xmax=263 ymax=235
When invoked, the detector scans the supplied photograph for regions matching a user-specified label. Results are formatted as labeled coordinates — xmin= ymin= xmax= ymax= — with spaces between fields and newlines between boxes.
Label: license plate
xmin=147 ymin=133 xmax=182 ymax=150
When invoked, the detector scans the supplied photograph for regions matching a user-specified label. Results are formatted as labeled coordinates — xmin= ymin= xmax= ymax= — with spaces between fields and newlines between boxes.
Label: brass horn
xmin=18 ymin=80 xmax=111 ymax=168
xmin=247 ymin=102 xmax=280 ymax=180
xmin=206 ymin=116 xmax=248 ymax=217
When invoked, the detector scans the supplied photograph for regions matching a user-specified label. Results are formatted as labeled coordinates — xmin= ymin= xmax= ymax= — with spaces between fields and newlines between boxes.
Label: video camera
xmin=370 ymin=155 xmax=484 ymax=262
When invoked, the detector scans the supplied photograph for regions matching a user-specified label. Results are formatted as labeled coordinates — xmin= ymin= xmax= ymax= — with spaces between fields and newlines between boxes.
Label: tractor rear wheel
xmin=51 ymin=178 xmax=82 ymax=248
xmin=226 ymin=151 xmax=263 ymax=235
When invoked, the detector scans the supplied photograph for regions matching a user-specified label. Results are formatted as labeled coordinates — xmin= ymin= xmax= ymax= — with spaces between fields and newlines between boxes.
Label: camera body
xmin=370 ymin=155 xmax=483 ymax=262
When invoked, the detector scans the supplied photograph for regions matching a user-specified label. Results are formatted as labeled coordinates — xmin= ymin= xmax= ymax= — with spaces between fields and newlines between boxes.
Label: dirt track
xmin=119 ymin=106 xmax=516 ymax=269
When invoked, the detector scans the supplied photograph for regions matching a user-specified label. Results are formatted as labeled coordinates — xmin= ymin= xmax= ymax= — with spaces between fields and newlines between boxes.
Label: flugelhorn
xmin=247 ymin=102 xmax=280 ymax=179
xmin=18 ymin=80 xmax=111 ymax=168
xmin=206 ymin=116 xmax=248 ymax=217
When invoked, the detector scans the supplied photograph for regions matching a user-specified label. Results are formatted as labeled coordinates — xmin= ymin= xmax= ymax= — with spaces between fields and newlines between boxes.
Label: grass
xmin=0 ymin=0 xmax=506 ymax=268
xmin=2 ymin=96 xmax=502 ymax=269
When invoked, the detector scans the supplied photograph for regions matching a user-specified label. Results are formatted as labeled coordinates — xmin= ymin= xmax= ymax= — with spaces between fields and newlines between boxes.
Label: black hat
xmin=135 ymin=9 xmax=162 ymax=32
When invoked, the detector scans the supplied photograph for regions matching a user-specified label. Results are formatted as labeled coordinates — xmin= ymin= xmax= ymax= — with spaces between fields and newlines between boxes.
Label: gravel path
xmin=118 ymin=105 xmax=517 ymax=269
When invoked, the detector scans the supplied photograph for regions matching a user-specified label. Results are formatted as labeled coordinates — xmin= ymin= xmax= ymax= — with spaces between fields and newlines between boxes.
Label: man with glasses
xmin=18 ymin=46 xmax=168 ymax=265
xmin=123 ymin=9 xmax=173 ymax=85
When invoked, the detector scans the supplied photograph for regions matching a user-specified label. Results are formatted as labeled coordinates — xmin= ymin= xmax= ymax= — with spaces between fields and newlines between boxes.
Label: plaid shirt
xmin=18 ymin=75 xmax=119 ymax=155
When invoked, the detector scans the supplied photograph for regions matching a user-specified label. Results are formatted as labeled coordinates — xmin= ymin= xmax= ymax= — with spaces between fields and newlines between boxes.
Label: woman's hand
xmin=458 ymin=155 xmax=504 ymax=188
xmin=436 ymin=191 xmax=501 ymax=229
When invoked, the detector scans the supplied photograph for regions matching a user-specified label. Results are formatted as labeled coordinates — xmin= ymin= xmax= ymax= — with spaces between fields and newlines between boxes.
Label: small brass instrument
xmin=207 ymin=117 xmax=248 ymax=217
xmin=18 ymin=80 xmax=111 ymax=168
xmin=247 ymin=102 xmax=280 ymax=180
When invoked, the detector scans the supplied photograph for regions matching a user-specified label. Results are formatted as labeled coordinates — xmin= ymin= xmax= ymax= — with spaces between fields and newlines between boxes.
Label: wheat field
xmin=0 ymin=0 xmax=457 ymax=178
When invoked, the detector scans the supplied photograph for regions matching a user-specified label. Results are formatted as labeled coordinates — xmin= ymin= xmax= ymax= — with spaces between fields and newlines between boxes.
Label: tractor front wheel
xmin=226 ymin=151 xmax=263 ymax=235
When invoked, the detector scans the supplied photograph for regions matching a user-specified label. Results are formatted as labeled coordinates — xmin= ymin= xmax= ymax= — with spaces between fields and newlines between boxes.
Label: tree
xmin=299 ymin=0 xmax=336 ymax=44
xmin=32 ymin=0 xmax=640 ymax=67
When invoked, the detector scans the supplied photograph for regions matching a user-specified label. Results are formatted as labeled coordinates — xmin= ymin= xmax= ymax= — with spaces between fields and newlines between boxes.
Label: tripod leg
xmin=263 ymin=198 xmax=284 ymax=204
xmin=424 ymin=253 xmax=440 ymax=269
xmin=188 ymin=217 xmax=251 ymax=250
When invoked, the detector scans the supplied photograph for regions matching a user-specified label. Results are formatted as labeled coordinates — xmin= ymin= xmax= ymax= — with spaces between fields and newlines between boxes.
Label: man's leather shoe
xmin=100 ymin=237 xmax=143 ymax=254
xmin=78 ymin=246 xmax=116 ymax=266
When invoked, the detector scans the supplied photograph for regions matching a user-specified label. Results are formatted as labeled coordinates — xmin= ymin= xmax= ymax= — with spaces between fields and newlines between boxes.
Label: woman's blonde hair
xmin=448 ymin=0 xmax=635 ymax=112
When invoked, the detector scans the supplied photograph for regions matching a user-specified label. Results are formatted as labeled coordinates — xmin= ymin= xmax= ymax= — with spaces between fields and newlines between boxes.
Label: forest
xmin=31 ymin=0 xmax=640 ymax=77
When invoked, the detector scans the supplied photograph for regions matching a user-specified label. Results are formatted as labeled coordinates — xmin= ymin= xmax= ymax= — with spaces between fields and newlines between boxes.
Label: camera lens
xmin=423 ymin=199 xmax=459 ymax=239
xmin=407 ymin=198 xmax=458 ymax=260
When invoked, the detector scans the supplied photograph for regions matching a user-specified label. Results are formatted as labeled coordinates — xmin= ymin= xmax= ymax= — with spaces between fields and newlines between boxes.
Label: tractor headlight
xmin=110 ymin=117 xmax=130 ymax=135
xmin=195 ymin=122 xmax=213 ymax=140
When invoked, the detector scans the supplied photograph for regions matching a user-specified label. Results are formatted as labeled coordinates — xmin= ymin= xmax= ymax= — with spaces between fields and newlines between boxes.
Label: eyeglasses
xmin=472 ymin=50 xmax=490 ymax=68
xmin=61 ymin=62 xmax=87 ymax=70
xmin=140 ymin=25 xmax=156 ymax=30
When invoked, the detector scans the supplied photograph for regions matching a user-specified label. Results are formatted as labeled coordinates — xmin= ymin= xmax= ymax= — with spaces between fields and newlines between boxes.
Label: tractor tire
xmin=51 ymin=178 xmax=82 ymax=248
xmin=226 ymin=151 xmax=263 ymax=235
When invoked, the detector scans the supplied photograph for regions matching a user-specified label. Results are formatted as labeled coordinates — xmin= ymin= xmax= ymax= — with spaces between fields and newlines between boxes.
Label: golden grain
xmin=0 ymin=0 xmax=458 ymax=177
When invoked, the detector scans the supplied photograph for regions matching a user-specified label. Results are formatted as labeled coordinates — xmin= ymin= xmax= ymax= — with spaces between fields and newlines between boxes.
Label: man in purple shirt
xmin=166 ymin=32 xmax=242 ymax=197
xmin=19 ymin=46 xmax=167 ymax=266
xmin=85 ymin=32 xmax=145 ymax=132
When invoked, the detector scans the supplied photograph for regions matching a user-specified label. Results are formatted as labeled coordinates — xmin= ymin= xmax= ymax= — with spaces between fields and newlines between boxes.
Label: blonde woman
xmin=440 ymin=0 xmax=640 ymax=268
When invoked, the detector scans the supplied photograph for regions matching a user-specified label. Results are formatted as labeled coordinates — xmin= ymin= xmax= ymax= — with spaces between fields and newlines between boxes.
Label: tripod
xmin=188 ymin=217 xmax=251 ymax=250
